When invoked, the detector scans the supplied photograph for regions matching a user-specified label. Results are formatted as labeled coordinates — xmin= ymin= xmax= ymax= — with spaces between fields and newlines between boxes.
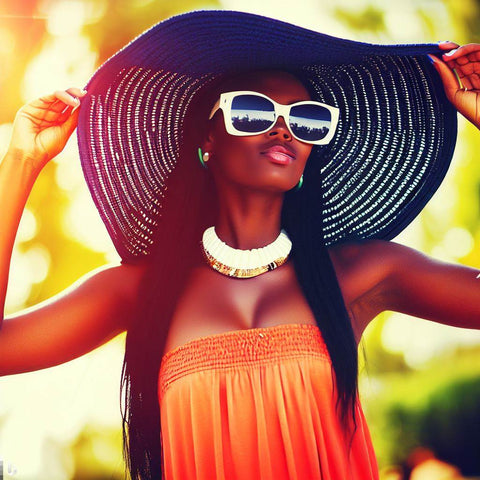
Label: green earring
xmin=197 ymin=147 xmax=210 ymax=169
xmin=198 ymin=147 xmax=206 ymax=168
xmin=295 ymin=174 xmax=304 ymax=191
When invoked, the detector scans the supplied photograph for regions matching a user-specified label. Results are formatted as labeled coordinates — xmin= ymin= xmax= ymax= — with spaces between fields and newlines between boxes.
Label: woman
xmin=1 ymin=10 xmax=479 ymax=480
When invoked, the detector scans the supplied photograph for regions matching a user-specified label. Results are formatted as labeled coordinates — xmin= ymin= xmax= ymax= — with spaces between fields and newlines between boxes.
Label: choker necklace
xmin=201 ymin=226 xmax=292 ymax=278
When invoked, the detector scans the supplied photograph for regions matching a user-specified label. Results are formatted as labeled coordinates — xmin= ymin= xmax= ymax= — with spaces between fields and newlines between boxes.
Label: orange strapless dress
xmin=158 ymin=323 xmax=379 ymax=480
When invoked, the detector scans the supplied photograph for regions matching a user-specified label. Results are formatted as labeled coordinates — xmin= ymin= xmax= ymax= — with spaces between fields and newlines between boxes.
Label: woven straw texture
xmin=77 ymin=10 xmax=457 ymax=262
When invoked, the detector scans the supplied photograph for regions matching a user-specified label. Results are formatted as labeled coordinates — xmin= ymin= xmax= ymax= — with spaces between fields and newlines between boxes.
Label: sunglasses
xmin=208 ymin=90 xmax=339 ymax=145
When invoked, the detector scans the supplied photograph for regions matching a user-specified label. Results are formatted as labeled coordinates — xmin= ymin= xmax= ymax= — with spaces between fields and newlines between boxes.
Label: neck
xmin=214 ymin=186 xmax=284 ymax=249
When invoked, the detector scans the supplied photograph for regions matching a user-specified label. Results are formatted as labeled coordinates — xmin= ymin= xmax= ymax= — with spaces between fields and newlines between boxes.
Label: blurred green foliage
xmin=0 ymin=0 xmax=46 ymax=123
xmin=361 ymin=341 xmax=480 ymax=470
xmin=71 ymin=424 xmax=125 ymax=479
xmin=334 ymin=6 xmax=385 ymax=33
xmin=419 ymin=375 xmax=480 ymax=475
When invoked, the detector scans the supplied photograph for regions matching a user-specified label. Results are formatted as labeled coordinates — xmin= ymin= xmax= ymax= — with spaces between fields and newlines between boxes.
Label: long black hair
xmin=120 ymin=70 xmax=359 ymax=479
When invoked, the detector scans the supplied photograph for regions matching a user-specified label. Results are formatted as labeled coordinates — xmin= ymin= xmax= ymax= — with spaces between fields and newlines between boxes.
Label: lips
xmin=261 ymin=144 xmax=296 ymax=165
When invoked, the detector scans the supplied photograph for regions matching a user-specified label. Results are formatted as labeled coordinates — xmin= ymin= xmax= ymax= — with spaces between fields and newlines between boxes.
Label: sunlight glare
xmin=220 ymin=0 xmax=341 ymax=36
xmin=26 ymin=245 xmax=51 ymax=284
xmin=0 ymin=123 xmax=13 ymax=160
xmin=0 ymin=27 xmax=15 ymax=59
xmin=384 ymin=8 xmax=421 ymax=41
xmin=382 ymin=313 xmax=480 ymax=369
xmin=63 ymin=187 xmax=118 ymax=257
xmin=431 ymin=245 xmax=454 ymax=262
xmin=4 ymin=245 xmax=51 ymax=312
xmin=47 ymin=1 xmax=87 ymax=36
xmin=22 ymin=36 xmax=96 ymax=102
xmin=442 ymin=226 xmax=474 ymax=259
xmin=425 ymin=182 xmax=457 ymax=227
xmin=17 ymin=208 xmax=38 ymax=243
xmin=54 ymin=135 xmax=84 ymax=190
xmin=4 ymin=249 xmax=33 ymax=313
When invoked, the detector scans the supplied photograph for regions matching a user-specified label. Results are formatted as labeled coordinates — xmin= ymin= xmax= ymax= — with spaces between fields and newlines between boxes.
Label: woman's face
xmin=203 ymin=71 xmax=314 ymax=193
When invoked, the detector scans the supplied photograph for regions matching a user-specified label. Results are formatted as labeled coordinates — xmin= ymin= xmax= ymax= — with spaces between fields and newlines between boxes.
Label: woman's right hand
xmin=7 ymin=87 xmax=87 ymax=171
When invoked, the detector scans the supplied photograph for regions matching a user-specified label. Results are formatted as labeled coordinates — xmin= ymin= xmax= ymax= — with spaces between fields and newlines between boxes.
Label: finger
xmin=37 ymin=98 xmax=74 ymax=118
xmin=448 ymin=57 xmax=480 ymax=75
xmin=456 ymin=74 xmax=473 ymax=90
xmin=61 ymin=106 xmax=81 ymax=139
xmin=428 ymin=55 xmax=461 ymax=101
xmin=437 ymin=41 xmax=460 ymax=51
xmin=61 ymin=104 xmax=71 ymax=115
xmin=451 ymin=55 xmax=471 ymax=66
xmin=57 ymin=88 xmax=87 ymax=116
xmin=467 ymin=51 xmax=480 ymax=62
xmin=452 ymin=67 xmax=474 ymax=91
xmin=24 ymin=96 xmax=77 ymax=125
xmin=442 ymin=43 xmax=480 ymax=62
xmin=449 ymin=61 xmax=480 ymax=90
xmin=30 ymin=94 xmax=77 ymax=117
xmin=53 ymin=90 xmax=81 ymax=108
xmin=453 ymin=68 xmax=479 ymax=90
xmin=65 ymin=87 xmax=88 ymax=99
xmin=465 ymin=73 xmax=480 ymax=90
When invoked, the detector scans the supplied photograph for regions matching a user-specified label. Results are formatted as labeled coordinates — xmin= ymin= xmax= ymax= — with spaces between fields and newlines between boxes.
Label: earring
xmin=197 ymin=147 xmax=209 ymax=169
xmin=295 ymin=174 xmax=304 ymax=191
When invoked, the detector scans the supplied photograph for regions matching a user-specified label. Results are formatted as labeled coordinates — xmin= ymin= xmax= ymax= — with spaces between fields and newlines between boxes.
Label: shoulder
xmin=327 ymin=239 xmax=422 ymax=333
xmin=328 ymin=238 xmax=398 ymax=289
xmin=85 ymin=260 xmax=148 ymax=291
xmin=328 ymin=238 xmax=418 ymax=278
xmin=82 ymin=260 xmax=148 ymax=330
xmin=113 ymin=260 xmax=149 ymax=301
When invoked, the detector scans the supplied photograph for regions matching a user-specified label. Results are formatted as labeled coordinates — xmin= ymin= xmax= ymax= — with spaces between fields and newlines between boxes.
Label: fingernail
xmin=81 ymin=89 xmax=87 ymax=95
xmin=444 ymin=48 xmax=458 ymax=56
xmin=71 ymin=103 xmax=80 ymax=115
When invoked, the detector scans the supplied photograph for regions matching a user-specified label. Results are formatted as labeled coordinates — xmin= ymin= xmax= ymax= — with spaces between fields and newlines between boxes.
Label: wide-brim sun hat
xmin=77 ymin=9 xmax=457 ymax=263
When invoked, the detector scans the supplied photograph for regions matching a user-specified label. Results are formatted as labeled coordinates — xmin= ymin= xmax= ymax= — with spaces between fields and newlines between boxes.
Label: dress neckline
xmin=159 ymin=322 xmax=329 ymax=400
xmin=162 ymin=322 xmax=319 ymax=361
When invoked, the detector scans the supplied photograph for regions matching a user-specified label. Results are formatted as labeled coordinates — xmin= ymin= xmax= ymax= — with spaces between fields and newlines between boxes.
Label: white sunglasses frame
xmin=208 ymin=90 xmax=340 ymax=145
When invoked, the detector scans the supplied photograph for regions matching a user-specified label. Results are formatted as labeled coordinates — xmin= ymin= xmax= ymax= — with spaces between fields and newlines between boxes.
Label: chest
xmin=163 ymin=261 xmax=317 ymax=355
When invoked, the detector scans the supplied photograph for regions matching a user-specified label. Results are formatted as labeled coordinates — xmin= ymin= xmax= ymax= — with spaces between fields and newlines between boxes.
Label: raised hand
xmin=429 ymin=43 xmax=480 ymax=129
xmin=7 ymin=88 xmax=87 ymax=171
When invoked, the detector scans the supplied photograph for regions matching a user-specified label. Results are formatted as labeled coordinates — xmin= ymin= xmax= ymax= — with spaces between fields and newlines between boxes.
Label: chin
xmin=256 ymin=180 xmax=297 ymax=193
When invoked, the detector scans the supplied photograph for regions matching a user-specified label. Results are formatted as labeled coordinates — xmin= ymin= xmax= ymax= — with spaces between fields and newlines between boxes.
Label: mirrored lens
xmin=289 ymin=104 xmax=332 ymax=141
xmin=231 ymin=94 xmax=275 ymax=133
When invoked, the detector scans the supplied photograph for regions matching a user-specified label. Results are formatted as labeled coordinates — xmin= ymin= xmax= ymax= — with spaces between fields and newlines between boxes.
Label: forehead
xmin=218 ymin=70 xmax=311 ymax=102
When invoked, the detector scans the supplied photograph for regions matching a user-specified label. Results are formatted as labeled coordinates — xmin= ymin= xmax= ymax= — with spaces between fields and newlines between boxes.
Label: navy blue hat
xmin=77 ymin=9 xmax=457 ymax=262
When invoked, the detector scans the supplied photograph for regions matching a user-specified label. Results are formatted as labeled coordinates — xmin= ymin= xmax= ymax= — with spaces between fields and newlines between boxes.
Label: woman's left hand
xmin=429 ymin=43 xmax=480 ymax=129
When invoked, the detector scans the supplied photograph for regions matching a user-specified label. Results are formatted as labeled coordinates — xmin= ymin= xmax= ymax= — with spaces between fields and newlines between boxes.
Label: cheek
xmin=212 ymin=135 xmax=261 ymax=174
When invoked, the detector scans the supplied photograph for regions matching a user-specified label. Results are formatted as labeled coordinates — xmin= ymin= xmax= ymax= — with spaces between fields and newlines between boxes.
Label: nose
xmin=268 ymin=115 xmax=292 ymax=141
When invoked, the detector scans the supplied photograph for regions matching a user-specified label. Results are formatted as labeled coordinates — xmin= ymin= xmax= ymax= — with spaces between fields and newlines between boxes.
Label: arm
xmin=332 ymin=44 xmax=480 ymax=340
xmin=0 ymin=88 xmax=85 ymax=324
xmin=0 ymin=89 xmax=145 ymax=376
xmin=331 ymin=240 xmax=480 ymax=340
xmin=0 ymin=262 xmax=144 ymax=376
xmin=380 ymin=242 xmax=479 ymax=329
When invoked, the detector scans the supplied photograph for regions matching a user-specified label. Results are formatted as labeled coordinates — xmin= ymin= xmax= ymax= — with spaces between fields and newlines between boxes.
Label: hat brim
xmin=77 ymin=10 xmax=457 ymax=262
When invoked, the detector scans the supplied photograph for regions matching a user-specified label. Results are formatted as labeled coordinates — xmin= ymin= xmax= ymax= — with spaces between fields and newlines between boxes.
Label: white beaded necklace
xmin=201 ymin=226 xmax=292 ymax=278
